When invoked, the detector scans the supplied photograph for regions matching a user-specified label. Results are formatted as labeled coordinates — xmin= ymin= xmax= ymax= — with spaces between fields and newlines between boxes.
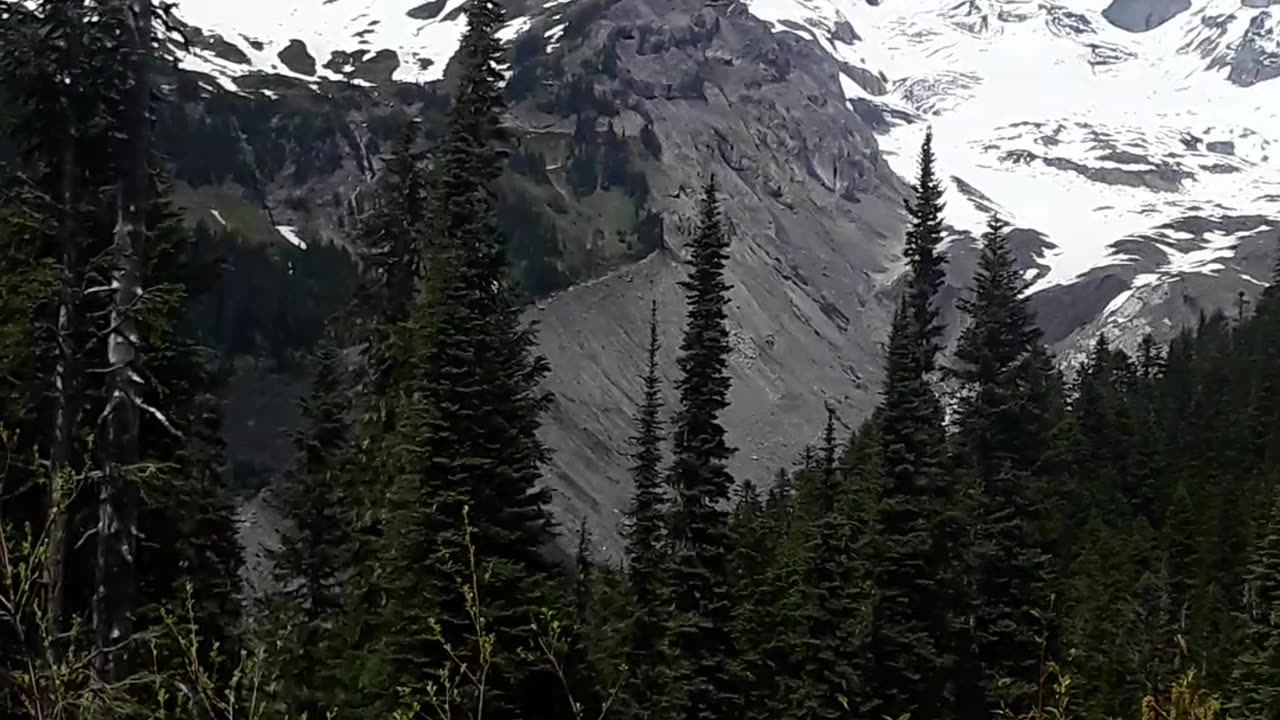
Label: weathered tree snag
xmin=95 ymin=0 xmax=151 ymax=683
xmin=46 ymin=71 xmax=79 ymax=665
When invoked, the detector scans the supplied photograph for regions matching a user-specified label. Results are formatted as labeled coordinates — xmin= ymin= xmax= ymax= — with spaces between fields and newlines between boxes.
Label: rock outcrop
xmin=1102 ymin=0 xmax=1192 ymax=31
xmin=1229 ymin=9 xmax=1280 ymax=86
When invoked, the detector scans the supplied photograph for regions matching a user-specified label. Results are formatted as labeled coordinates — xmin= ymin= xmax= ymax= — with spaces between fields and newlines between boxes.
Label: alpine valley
xmin=163 ymin=0 xmax=1280 ymax=555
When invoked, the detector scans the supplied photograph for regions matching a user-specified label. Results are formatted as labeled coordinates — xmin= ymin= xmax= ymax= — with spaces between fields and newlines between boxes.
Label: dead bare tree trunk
xmin=46 ymin=100 xmax=79 ymax=665
xmin=95 ymin=0 xmax=150 ymax=683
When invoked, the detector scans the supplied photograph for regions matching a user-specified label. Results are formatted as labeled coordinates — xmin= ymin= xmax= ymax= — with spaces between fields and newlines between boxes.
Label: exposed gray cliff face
xmin=521 ymin=0 xmax=908 ymax=552
xmin=1229 ymin=9 xmax=1280 ymax=86
xmin=1102 ymin=0 xmax=1192 ymax=31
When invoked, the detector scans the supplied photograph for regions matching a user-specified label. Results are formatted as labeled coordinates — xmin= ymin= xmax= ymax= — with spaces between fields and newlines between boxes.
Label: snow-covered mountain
xmin=744 ymin=0 xmax=1280 ymax=360
xmin=172 ymin=0 xmax=1279 ymax=336
xmin=790 ymin=0 xmax=1279 ymax=287
xmin=167 ymin=0 xmax=1280 ymax=553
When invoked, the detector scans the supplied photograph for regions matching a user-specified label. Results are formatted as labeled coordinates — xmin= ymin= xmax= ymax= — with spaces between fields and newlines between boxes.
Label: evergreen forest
xmin=3 ymin=2 xmax=1280 ymax=720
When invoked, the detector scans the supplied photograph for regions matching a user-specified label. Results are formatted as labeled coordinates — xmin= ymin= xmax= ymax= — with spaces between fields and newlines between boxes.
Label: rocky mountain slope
xmin=169 ymin=0 xmax=1280 ymax=554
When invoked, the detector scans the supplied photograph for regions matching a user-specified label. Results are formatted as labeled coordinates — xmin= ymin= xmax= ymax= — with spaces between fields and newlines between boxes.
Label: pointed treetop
xmin=1137 ymin=334 xmax=1163 ymax=378
xmin=917 ymin=127 xmax=938 ymax=187
xmin=733 ymin=479 xmax=763 ymax=517
xmin=981 ymin=211 xmax=1009 ymax=245
xmin=673 ymin=176 xmax=732 ymax=417
xmin=646 ymin=298 xmax=660 ymax=371
xmin=821 ymin=402 xmax=838 ymax=470
xmin=1091 ymin=333 xmax=1112 ymax=361
xmin=817 ymin=402 xmax=840 ymax=516
xmin=633 ymin=296 xmax=664 ymax=463
xmin=624 ymin=295 xmax=667 ymax=588
xmin=904 ymin=127 xmax=949 ymax=373
xmin=576 ymin=518 xmax=593 ymax=568
xmin=954 ymin=211 xmax=1041 ymax=383
xmin=575 ymin=518 xmax=594 ymax=616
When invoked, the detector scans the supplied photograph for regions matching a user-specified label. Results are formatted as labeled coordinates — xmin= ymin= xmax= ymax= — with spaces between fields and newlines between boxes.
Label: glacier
xmin=746 ymin=0 xmax=1280 ymax=293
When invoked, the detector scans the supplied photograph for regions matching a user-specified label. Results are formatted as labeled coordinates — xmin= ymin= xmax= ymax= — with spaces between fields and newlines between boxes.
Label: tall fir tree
xmin=357 ymin=0 xmax=561 ymax=714
xmin=801 ymin=406 xmax=865 ymax=719
xmin=666 ymin=177 xmax=737 ymax=720
xmin=624 ymin=299 xmax=675 ymax=720
xmin=268 ymin=341 xmax=356 ymax=717
xmin=568 ymin=521 xmax=605 ymax=719
xmin=863 ymin=129 xmax=963 ymax=720
xmin=335 ymin=117 xmax=432 ymax=703
xmin=1131 ymin=557 xmax=1178 ymax=701
xmin=952 ymin=213 xmax=1056 ymax=717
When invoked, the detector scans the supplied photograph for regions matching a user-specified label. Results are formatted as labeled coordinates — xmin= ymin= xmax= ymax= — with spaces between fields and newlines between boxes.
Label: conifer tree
xmin=734 ymin=470 xmax=809 ymax=720
xmin=268 ymin=342 xmax=355 ymax=717
xmin=358 ymin=122 xmax=429 ymax=330
xmin=575 ymin=521 xmax=594 ymax=622
xmin=862 ymin=130 xmax=961 ymax=720
xmin=802 ymin=407 xmax=864 ymax=719
xmin=1161 ymin=484 xmax=1200 ymax=653
xmin=624 ymin=300 xmax=674 ymax=720
xmin=340 ymin=124 xmax=431 ymax=612
xmin=1130 ymin=523 xmax=1178 ymax=703
xmin=359 ymin=0 xmax=559 ymax=714
xmin=952 ymin=213 xmax=1055 ymax=716
xmin=865 ymin=297 xmax=957 ymax=720
xmin=1061 ymin=515 xmax=1147 ymax=719
xmin=904 ymin=128 xmax=948 ymax=373
xmin=0 ymin=0 xmax=89 ymax=648
xmin=1231 ymin=490 xmax=1280 ymax=720
xmin=351 ymin=121 xmax=430 ymax=434
xmin=425 ymin=0 xmax=554 ymax=565
xmin=569 ymin=521 xmax=604 ymax=719
xmin=667 ymin=177 xmax=737 ymax=720
xmin=726 ymin=480 xmax=775 ymax=720
xmin=843 ymin=412 xmax=883 ymax=533
xmin=138 ymin=376 xmax=245 ymax=672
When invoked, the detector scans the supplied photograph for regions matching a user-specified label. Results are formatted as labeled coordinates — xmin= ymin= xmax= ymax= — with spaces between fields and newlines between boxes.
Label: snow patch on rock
xmin=172 ymin=0 xmax=531 ymax=86
xmin=276 ymin=225 xmax=308 ymax=249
